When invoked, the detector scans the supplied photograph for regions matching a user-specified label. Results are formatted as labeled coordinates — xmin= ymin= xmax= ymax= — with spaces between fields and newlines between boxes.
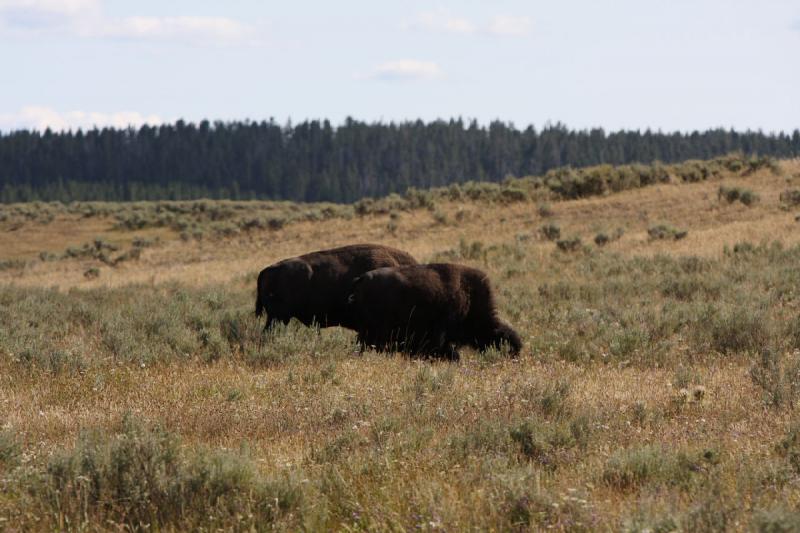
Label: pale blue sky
xmin=0 ymin=0 xmax=798 ymax=132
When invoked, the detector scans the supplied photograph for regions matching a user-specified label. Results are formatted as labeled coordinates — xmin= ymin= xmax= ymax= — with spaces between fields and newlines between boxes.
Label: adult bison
xmin=255 ymin=244 xmax=417 ymax=331
xmin=349 ymin=263 xmax=522 ymax=360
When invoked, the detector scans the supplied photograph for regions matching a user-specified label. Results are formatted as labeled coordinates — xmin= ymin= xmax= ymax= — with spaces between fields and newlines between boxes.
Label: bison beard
xmin=255 ymin=244 xmax=417 ymax=331
xmin=350 ymin=263 xmax=522 ymax=360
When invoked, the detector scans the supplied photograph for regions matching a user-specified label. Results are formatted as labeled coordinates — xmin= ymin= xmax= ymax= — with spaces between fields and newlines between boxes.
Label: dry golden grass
xmin=2 ymin=158 xmax=800 ymax=530
xmin=3 ymin=159 xmax=798 ymax=289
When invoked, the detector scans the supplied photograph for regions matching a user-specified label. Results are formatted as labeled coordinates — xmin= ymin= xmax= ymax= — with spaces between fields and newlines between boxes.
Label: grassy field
xmin=2 ymin=156 xmax=800 ymax=530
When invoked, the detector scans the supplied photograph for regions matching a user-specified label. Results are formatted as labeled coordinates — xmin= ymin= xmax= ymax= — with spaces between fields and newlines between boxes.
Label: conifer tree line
xmin=1 ymin=118 xmax=798 ymax=203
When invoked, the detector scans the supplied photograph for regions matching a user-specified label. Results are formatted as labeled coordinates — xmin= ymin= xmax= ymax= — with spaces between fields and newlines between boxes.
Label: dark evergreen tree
xmin=0 ymin=118 xmax=797 ymax=203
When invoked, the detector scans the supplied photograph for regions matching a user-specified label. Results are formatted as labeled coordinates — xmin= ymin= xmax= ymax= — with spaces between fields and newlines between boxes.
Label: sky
xmin=0 ymin=0 xmax=798 ymax=133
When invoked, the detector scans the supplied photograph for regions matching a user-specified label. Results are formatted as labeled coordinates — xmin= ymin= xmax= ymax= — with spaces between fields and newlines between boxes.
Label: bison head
xmin=473 ymin=321 xmax=522 ymax=357
xmin=255 ymin=259 xmax=313 ymax=327
xmin=493 ymin=321 xmax=523 ymax=356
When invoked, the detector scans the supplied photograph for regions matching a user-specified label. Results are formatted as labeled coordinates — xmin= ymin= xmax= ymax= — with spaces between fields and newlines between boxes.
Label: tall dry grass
xmin=1 ymin=157 xmax=800 ymax=530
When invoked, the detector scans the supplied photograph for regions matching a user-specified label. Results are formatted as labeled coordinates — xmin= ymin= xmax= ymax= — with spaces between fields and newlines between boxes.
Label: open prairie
xmin=3 ymin=157 xmax=800 ymax=531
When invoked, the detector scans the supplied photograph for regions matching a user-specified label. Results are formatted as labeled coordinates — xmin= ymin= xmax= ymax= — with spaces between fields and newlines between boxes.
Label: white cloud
xmin=365 ymin=60 xmax=443 ymax=81
xmin=93 ymin=15 xmax=252 ymax=43
xmin=488 ymin=15 xmax=531 ymax=36
xmin=405 ymin=11 xmax=531 ymax=37
xmin=0 ymin=0 xmax=98 ymax=31
xmin=0 ymin=0 xmax=255 ymax=44
xmin=0 ymin=106 xmax=164 ymax=132
xmin=411 ymin=10 xmax=475 ymax=34
xmin=443 ymin=17 xmax=474 ymax=34
xmin=0 ymin=0 xmax=99 ymax=15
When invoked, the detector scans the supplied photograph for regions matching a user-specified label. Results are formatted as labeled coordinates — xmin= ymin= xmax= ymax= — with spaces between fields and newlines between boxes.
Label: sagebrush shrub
xmin=751 ymin=507 xmax=800 ymax=533
xmin=779 ymin=189 xmax=800 ymax=208
xmin=750 ymin=348 xmax=787 ymax=408
xmin=648 ymin=225 xmax=688 ymax=241
xmin=708 ymin=306 xmax=771 ymax=355
xmin=503 ymin=479 xmax=596 ymax=531
xmin=777 ymin=423 xmax=800 ymax=474
xmin=509 ymin=417 xmax=585 ymax=469
xmin=601 ymin=445 xmax=716 ymax=491
xmin=718 ymin=186 xmax=759 ymax=206
xmin=43 ymin=415 xmax=304 ymax=530
xmin=449 ymin=421 xmax=509 ymax=460
xmin=537 ymin=203 xmax=554 ymax=217
xmin=682 ymin=491 xmax=734 ymax=533
xmin=556 ymin=236 xmax=582 ymax=252
xmin=540 ymin=223 xmax=561 ymax=241
xmin=740 ymin=189 xmax=760 ymax=206
xmin=0 ymin=429 xmax=20 ymax=469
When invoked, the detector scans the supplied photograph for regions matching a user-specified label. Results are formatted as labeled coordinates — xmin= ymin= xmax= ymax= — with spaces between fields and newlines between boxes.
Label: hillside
xmin=1 ymin=155 xmax=797 ymax=288
xmin=2 ymin=157 xmax=800 ymax=530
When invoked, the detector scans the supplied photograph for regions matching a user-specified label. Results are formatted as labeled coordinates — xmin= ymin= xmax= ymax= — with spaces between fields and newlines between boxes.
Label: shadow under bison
xmin=255 ymin=244 xmax=417 ymax=331
xmin=349 ymin=263 xmax=522 ymax=360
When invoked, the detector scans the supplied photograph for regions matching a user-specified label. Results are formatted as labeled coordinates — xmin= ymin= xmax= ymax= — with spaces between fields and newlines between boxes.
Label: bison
xmin=255 ymin=244 xmax=417 ymax=331
xmin=349 ymin=263 xmax=522 ymax=360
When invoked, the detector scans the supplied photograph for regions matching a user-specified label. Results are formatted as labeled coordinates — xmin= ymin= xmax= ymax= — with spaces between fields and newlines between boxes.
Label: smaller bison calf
xmin=349 ymin=263 xmax=522 ymax=360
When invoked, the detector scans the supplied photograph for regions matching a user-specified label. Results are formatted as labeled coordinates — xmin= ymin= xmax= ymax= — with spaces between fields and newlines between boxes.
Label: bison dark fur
xmin=350 ymin=263 xmax=522 ymax=360
xmin=255 ymin=244 xmax=417 ymax=331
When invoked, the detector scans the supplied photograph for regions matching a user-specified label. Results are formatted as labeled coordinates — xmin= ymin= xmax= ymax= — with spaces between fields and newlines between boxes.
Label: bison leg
xmin=406 ymin=327 xmax=459 ymax=361
xmin=356 ymin=331 xmax=389 ymax=353
xmin=432 ymin=343 xmax=460 ymax=362
xmin=425 ymin=320 xmax=460 ymax=361
xmin=355 ymin=332 xmax=371 ymax=352
xmin=263 ymin=315 xmax=292 ymax=333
